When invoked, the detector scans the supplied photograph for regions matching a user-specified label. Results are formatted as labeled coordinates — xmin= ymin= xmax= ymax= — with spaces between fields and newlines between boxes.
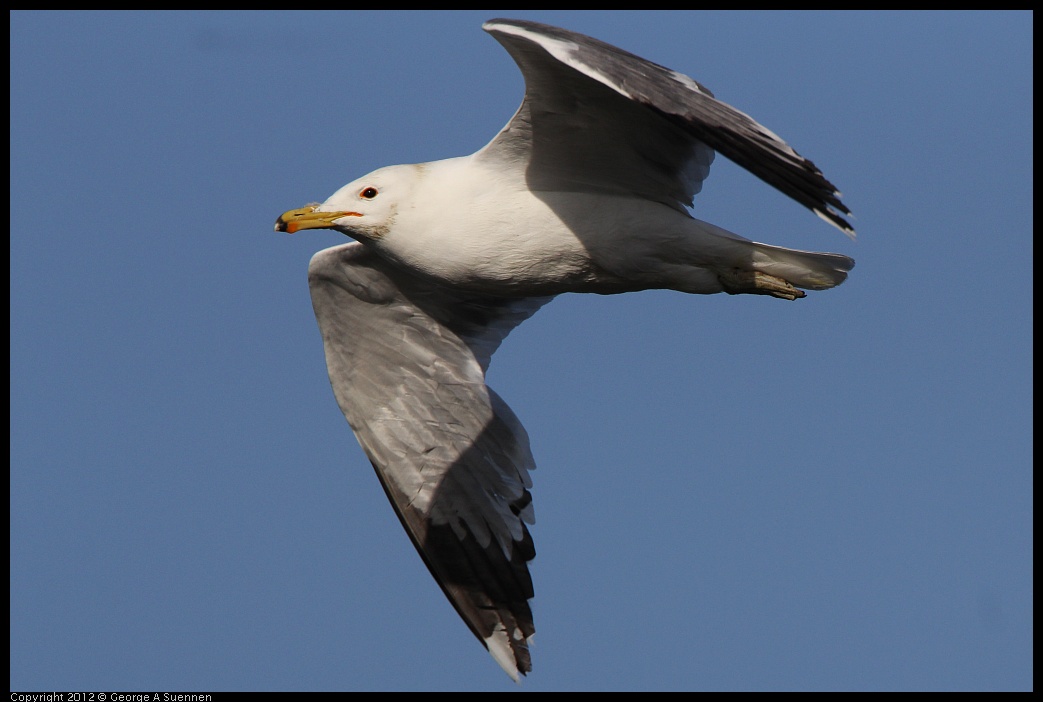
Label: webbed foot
xmin=718 ymin=269 xmax=806 ymax=300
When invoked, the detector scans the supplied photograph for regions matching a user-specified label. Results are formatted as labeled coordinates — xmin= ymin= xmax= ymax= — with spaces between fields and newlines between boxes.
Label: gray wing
xmin=478 ymin=18 xmax=855 ymax=236
xmin=308 ymin=242 xmax=552 ymax=681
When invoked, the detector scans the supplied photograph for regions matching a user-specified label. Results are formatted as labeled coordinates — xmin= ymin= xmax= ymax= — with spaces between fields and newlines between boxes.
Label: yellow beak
xmin=274 ymin=206 xmax=361 ymax=234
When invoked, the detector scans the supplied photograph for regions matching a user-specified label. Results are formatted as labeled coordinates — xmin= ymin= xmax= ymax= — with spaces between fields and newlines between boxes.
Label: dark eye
xmin=360 ymin=187 xmax=378 ymax=199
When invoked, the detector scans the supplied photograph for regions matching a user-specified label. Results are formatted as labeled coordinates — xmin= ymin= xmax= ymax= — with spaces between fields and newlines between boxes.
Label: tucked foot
xmin=718 ymin=269 xmax=806 ymax=300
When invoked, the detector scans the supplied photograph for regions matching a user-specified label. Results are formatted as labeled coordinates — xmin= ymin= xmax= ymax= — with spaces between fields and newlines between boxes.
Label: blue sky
xmin=10 ymin=10 xmax=1032 ymax=692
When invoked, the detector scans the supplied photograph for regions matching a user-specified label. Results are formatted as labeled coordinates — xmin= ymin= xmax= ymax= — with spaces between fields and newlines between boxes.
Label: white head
xmin=274 ymin=164 xmax=423 ymax=242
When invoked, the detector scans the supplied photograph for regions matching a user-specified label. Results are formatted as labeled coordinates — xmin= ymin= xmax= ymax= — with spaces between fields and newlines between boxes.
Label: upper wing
xmin=308 ymin=242 xmax=552 ymax=680
xmin=478 ymin=18 xmax=855 ymax=236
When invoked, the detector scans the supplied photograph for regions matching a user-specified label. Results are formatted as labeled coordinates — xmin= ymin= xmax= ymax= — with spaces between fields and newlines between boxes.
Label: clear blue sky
xmin=10 ymin=10 xmax=1032 ymax=692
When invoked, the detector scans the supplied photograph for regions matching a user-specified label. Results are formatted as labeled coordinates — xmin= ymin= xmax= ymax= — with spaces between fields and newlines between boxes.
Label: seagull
xmin=275 ymin=18 xmax=854 ymax=681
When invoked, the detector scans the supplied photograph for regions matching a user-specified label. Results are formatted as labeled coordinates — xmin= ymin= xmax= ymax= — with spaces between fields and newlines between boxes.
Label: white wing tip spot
xmin=486 ymin=631 xmax=522 ymax=682
xmin=814 ymin=207 xmax=857 ymax=239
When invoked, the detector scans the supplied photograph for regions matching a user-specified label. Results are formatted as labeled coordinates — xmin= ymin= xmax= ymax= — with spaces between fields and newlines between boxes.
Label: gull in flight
xmin=275 ymin=18 xmax=855 ymax=681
